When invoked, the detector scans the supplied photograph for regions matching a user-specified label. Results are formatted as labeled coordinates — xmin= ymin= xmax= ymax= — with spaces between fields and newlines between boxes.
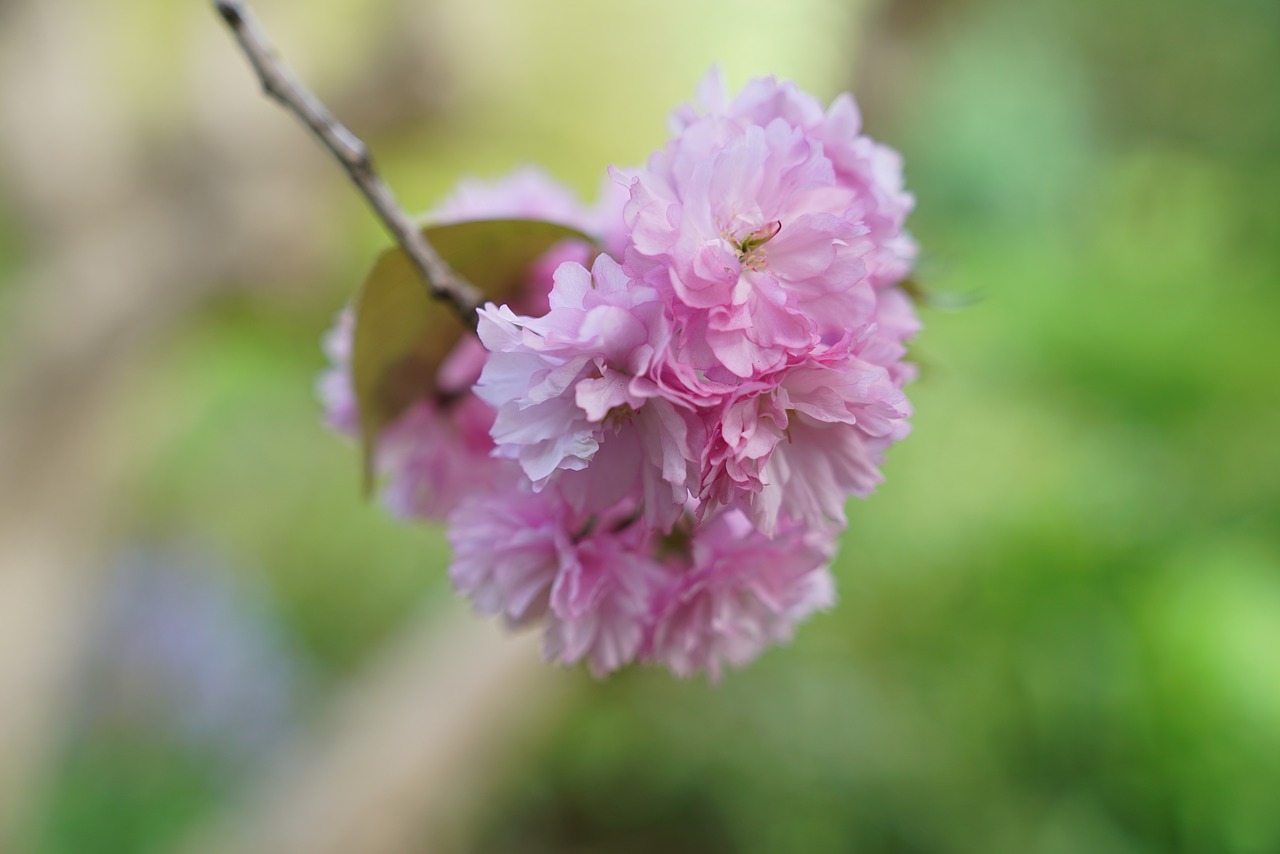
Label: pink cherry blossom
xmin=621 ymin=115 xmax=875 ymax=378
xmin=427 ymin=165 xmax=594 ymax=232
xmin=699 ymin=331 xmax=912 ymax=535
xmin=377 ymin=394 xmax=507 ymax=520
xmin=318 ymin=313 xmax=505 ymax=520
xmin=542 ymin=525 xmax=668 ymax=678
xmin=448 ymin=488 xmax=666 ymax=677
xmin=317 ymin=306 xmax=360 ymax=437
xmin=319 ymin=168 xmax=600 ymax=519
xmin=857 ymin=283 xmax=923 ymax=387
xmin=474 ymin=254 xmax=702 ymax=531
xmin=320 ymin=76 xmax=923 ymax=680
xmin=447 ymin=487 xmax=562 ymax=629
xmin=645 ymin=509 xmax=836 ymax=680
xmin=670 ymin=69 xmax=917 ymax=289
xmin=428 ymin=165 xmax=604 ymax=315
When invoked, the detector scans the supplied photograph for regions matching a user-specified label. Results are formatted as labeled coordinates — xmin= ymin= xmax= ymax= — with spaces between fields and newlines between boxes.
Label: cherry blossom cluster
xmin=321 ymin=72 xmax=920 ymax=679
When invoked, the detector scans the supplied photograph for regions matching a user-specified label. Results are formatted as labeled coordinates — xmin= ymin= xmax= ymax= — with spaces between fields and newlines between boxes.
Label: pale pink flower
xmin=427 ymin=165 xmax=594 ymax=232
xmin=378 ymin=394 xmax=507 ymax=520
xmin=671 ymin=69 xmax=917 ymax=288
xmin=429 ymin=165 xmax=604 ymax=314
xmin=645 ymin=509 xmax=836 ymax=680
xmin=318 ymin=168 xmax=602 ymax=519
xmin=321 ymin=81 xmax=924 ymax=681
xmin=621 ymin=114 xmax=875 ymax=378
xmin=448 ymin=488 xmax=665 ymax=677
xmin=589 ymin=171 xmax=635 ymax=261
xmin=429 ymin=165 xmax=630 ymax=270
xmin=542 ymin=524 xmax=668 ymax=678
xmin=474 ymin=254 xmax=701 ymax=531
xmin=699 ymin=331 xmax=912 ymax=534
xmin=447 ymin=488 xmax=564 ymax=628
xmin=857 ymin=283 xmax=923 ymax=387
xmin=317 ymin=308 xmax=503 ymax=521
xmin=317 ymin=307 xmax=359 ymax=437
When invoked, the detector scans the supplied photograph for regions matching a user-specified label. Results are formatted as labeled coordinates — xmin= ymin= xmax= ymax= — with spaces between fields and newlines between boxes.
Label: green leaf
xmin=351 ymin=218 xmax=595 ymax=491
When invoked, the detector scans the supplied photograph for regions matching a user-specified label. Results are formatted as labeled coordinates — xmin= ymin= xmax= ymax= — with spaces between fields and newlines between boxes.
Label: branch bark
xmin=212 ymin=0 xmax=482 ymax=328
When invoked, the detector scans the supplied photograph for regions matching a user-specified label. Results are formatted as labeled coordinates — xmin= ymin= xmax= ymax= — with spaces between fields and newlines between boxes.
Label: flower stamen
xmin=733 ymin=220 xmax=781 ymax=271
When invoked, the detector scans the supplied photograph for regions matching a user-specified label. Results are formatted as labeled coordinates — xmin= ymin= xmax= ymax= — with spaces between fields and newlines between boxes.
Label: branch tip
xmin=211 ymin=0 xmax=483 ymax=328
xmin=214 ymin=0 xmax=242 ymax=28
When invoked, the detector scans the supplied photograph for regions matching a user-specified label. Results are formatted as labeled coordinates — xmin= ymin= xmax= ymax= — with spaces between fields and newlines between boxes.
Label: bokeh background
xmin=1 ymin=0 xmax=1277 ymax=851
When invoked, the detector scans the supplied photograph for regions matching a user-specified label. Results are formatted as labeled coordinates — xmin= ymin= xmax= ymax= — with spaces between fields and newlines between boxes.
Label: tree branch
xmin=212 ymin=0 xmax=482 ymax=327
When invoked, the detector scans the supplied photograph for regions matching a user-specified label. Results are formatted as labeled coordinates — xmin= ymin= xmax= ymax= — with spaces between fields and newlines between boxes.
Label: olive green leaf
xmin=351 ymin=218 xmax=595 ymax=490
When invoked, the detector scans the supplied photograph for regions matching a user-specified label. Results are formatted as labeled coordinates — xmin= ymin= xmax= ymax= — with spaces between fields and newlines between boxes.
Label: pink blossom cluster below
xmin=320 ymin=73 xmax=920 ymax=679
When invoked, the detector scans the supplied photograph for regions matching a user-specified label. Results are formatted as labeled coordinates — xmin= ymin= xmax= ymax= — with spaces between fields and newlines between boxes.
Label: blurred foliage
xmin=17 ymin=0 xmax=1278 ymax=851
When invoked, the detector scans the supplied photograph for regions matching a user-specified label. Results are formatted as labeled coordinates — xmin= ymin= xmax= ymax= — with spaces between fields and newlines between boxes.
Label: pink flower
xmin=645 ymin=509 xmax=836 ymax=680
xmin=448 ymin=488 xmax=666 ymax=677
xmin=428 ymin=165 xmax=630 ymax=274
xmin=427 ymin=165 xmax=594 ymax=232
xmin=430 ymin=165 xmax=604 ymax=315
xmin=318 ymin=168 xmax=602 ymax=519
xmin=320 ymin=79 xmax=924 ymax=680
xmin=621 ymin=115 xmax=875 ymax=378
xmin=542 ymin=525 xmax=668 ymax=678
xmin=699 ymin=331 xmax=912 ymax=535
xmin=474 ymin=254 xmax=702 ymax=531
xmin=377 ymin=394 xmax=507 ymax=520
xmin=856 ymin=283 xmax=923 ymax=387
xmin=588 ymin=171 xmax=635 ymax=261
xmin=317 ymin=307 xmax=359 ymax=436
xmin=670 ymin=69 xmax=917 ymax=289
xmin=447 ymin=488 xmax=562 ymax=628
xmin=316 ymin=305 xmax=504 ymax=520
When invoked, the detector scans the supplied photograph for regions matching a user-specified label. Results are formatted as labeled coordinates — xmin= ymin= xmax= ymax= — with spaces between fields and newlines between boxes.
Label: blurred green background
xmin=0 ymin=0 xmax=1276 ymax=852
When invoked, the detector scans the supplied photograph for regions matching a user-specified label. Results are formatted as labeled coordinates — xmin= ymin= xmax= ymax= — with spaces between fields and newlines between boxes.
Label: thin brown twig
xmin=212 ymin=0 xmax=482 ymax=327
